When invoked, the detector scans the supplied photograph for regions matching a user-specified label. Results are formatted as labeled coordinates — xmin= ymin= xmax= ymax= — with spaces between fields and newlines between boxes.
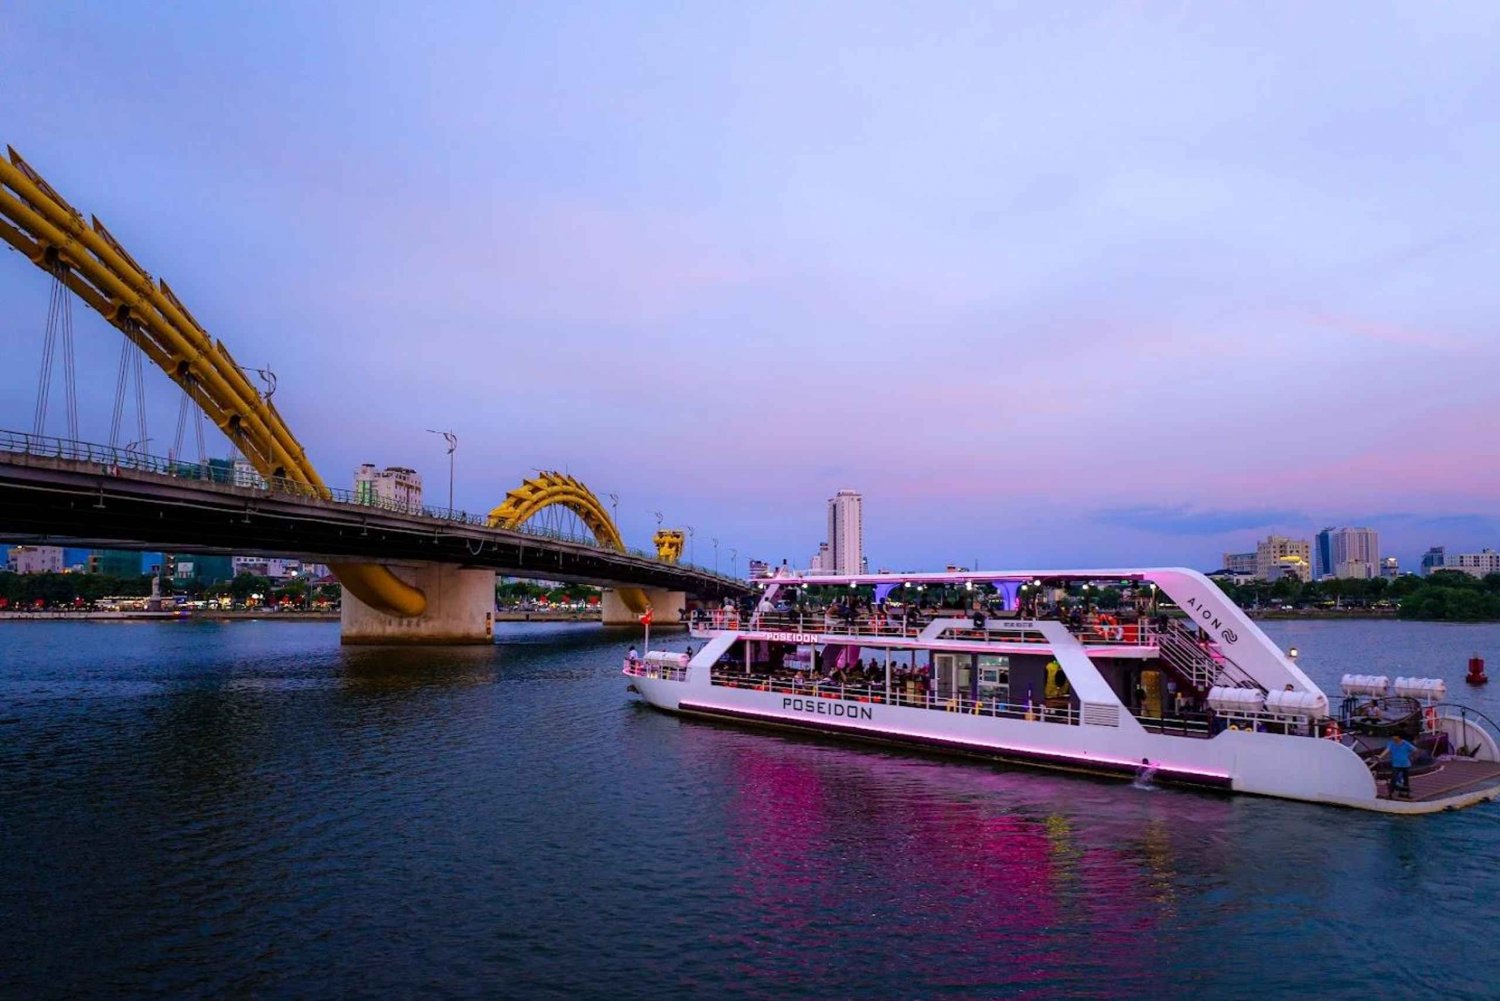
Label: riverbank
xmin=0 ymin=609 xmax=606 ymax=624
xmin=0 ymin=609 xmax=339 ymax=622
xmin=495 ymin=610 xmax=601 ymax=622
xmin=1245 ymin=609 xmax=1399 ymax=620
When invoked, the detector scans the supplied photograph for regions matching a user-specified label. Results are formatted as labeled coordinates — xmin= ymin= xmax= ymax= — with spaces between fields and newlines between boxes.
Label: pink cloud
xmin=1309 ymin=313 xmax=1472 ymax=352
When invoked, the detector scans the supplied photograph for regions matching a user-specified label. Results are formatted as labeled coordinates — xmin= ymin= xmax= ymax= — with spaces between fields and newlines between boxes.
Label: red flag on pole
xmin=639 ymin=608 xmax=653 ymax=626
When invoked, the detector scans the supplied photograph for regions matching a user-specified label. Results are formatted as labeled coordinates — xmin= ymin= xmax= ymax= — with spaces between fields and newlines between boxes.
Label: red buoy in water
xmin=1466 ymin=655 xmax=1488 ymax=685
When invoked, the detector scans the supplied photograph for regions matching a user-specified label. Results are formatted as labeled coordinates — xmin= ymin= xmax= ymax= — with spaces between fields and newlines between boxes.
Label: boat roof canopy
xmin=753 ymin=569 xmax=1168 ymax=588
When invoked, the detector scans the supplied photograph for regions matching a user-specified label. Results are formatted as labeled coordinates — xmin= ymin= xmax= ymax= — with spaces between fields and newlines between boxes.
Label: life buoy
xmin=1107 ymin=625 xmax=1124 ymax=641
xmin=1424 ymin=706 xmax=1438 ymax=732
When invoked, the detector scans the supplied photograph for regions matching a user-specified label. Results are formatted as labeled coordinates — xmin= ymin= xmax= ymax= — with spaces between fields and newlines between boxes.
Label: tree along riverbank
xmin=1215 ymin=570 xmax=1500 ymax=622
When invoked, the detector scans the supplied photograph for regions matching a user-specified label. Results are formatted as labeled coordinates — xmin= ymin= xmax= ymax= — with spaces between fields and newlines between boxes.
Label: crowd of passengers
xmin=696 ymin=591 xmax=1169 ymax=640
xmin=714 ymin=655 xmax=938 ymax=693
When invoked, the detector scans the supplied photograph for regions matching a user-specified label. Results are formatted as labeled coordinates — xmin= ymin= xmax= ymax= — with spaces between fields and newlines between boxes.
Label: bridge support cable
xmin=33 ymin=264 xmax=79 ymax=441
xmin=0 ymin=143 xmax=428 ymax=617
xmin=108 ymin=331 xmax=149 ymax=451
xmin=171 ymin=379 xmax=208 ymax=470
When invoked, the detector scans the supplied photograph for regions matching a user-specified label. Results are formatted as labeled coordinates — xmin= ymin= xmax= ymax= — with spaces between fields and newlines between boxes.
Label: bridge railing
xmin=0 ymin=428 xmax=740 ymax=582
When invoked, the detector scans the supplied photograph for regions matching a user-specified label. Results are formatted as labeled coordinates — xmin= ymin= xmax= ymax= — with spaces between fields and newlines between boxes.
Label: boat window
xmin=979 ymin=655 xmax=1010 ymax=701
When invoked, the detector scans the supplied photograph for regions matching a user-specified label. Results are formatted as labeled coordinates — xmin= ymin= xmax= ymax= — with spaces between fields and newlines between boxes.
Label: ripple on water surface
xmin=2 ymin=618 xmax=1500 ymax=999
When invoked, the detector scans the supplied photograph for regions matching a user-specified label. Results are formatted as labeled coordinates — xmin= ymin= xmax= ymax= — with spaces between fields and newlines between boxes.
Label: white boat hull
xmin=629 ymin=673 xmax=1500 ymax=814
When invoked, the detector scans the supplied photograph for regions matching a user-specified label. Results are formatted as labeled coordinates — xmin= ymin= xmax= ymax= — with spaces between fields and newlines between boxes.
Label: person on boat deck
xmin=627 ymin=646 xmax=638 ymax=666
xmin=1379 ymin=734 xmax=1417 ymax=799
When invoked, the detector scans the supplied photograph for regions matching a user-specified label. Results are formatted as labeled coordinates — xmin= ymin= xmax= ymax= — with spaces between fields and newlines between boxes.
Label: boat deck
xmin=1399 ymin=759 xmax=1500 ymax=803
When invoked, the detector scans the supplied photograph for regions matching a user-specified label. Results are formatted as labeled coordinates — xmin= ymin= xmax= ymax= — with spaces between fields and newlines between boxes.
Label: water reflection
xmin=710 ymin=734 xmax=1235 ymax=995
xmin=337 ymin=644 xmax=498 ymax=691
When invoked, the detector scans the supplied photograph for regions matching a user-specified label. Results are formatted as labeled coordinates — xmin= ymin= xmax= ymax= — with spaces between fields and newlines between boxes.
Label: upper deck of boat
xmin=719 ymin=569 xmax=1178 ymax=651
xmin=691 ymin=607 xmax=1166 ymax=655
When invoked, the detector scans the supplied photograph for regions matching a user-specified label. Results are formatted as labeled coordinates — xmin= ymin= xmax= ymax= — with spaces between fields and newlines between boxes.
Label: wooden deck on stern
xmin=1399 ymin=760 xmax=1500 ymax=803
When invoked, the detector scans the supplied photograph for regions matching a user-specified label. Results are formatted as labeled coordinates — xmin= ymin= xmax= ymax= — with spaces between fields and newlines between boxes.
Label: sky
xmin=2 ymin=1 xmax=1498 ymax=574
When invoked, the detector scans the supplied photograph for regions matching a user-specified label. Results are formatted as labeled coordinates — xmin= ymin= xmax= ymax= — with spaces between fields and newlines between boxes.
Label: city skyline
xmin=2 ymin=4 xmax=1499 ymax=572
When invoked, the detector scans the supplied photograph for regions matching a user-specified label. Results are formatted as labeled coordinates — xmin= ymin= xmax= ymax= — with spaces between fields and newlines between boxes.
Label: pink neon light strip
xmin=679 ymin=700 xmax=1232 ymax=781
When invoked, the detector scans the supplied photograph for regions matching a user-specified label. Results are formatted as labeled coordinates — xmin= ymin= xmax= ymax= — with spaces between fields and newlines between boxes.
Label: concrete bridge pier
xmin=602 ymin=587 xmax=686 ymax=627
xmin=341 ymin=563 xmax=496 ymax=645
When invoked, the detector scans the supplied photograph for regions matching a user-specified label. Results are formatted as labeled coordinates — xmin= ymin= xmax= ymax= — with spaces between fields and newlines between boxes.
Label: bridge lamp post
xmin=730 ymin=548 xmax=738 ymax=579
xmin=685 ymin=526 xmax=695 ymax=566
xmin=712 ymin=537 xmax=719 ymax=574
xmin=426 ymin=429 xmax=457 ymax=512
xmin=122 ymin=437 xmax=152 ymax=472
xmin=608 ymin=493 xmax=619 ymax=525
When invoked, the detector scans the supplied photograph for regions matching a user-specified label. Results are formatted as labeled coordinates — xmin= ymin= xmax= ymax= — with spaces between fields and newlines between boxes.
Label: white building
xmin=1335 ymin=560 xmax=1376 ymax=580
xmin=1332 ymin=528 xmax=1379 ymax=572
xmin=232 ymin=556 xmax=306 ymax=580
xmin=354 ymin=464 xmax=423 ymax=513
xmin=9 ymin=546 xmax=64 ymax=574
xmin=826 ymin=489 xmax=863 ymax=575
xmin=232 ymin=458 xmax=267 ymax=490
xmin=1255 ymin=535 xmax=1310 ymax=582
xmin=808 ymin=542 xmax=831 ymax=574
xmin=1380 ymin=557 xmax=1400 ymax=579
xmin=1438 ymin=549 xmax=1500 ymax=579
xmin=1222 ymin=552 xmax=1256 ymax=576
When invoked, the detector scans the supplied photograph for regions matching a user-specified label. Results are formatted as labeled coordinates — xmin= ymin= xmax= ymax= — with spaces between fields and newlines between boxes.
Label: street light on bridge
xmin=608 ymin=493 xmax=619 ymax=526
xmin=712 ymin=537 xmax=719 ymax=574
xmin=730 ymin=548 xmax=738 ymax=579
xmin=426 ymin=429 xmax=457 ymax=511
xmin=685 ymin=525 xmax=695 ymax=566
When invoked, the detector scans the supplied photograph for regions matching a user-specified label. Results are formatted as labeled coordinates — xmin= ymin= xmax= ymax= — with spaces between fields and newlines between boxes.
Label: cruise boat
xmin=624 ymin=568 xmax=1500 ymax=814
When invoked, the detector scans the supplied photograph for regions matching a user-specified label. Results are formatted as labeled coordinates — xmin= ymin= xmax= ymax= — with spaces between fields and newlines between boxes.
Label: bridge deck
xmin=0 ymin=448 xmax=747 ymax=596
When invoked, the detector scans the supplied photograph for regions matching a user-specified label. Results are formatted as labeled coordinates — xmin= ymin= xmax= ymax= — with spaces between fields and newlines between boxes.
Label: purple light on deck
xmin=994 ymin=580 xmax=1023 ymax=611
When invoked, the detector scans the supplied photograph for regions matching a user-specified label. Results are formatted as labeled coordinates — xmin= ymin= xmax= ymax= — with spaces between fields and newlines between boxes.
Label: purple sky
xmin=3 ymin=2 xmax=1498 ymax=573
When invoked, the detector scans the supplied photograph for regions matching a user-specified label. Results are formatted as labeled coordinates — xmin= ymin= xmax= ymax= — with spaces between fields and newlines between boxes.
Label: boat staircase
xmin=1155 ymin=619 xmax=1264 ymax=695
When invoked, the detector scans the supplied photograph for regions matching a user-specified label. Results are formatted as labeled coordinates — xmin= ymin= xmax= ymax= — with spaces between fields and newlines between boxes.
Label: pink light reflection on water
xmin=709 ymin=735 xmax=1233 ymax=996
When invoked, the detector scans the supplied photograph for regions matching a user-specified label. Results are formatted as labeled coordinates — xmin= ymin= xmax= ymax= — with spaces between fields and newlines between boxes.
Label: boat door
xmin=934 ymin=653 xmax=962 ymax=701
xmin=1140 ymin=668 xmax=1164 ymax=718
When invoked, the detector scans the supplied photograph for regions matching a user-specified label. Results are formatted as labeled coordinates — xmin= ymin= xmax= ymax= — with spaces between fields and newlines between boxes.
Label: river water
xmin=2 ymin=618 xmax=1499 ymax=999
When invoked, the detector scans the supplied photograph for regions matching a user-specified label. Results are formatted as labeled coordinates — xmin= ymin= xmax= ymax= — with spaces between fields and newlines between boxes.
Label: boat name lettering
xmin=1182 ymin=596 xmax=1238 ymax=644
xmin=765 ymin=631 xmax=820 ymax=644
xmin=783 ymin=697 xmax=874 ymax=720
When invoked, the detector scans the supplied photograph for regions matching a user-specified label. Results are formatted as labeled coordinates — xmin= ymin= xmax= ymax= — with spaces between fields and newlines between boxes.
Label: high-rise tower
xmin=826 ymin=489 xmax=863 ymax=575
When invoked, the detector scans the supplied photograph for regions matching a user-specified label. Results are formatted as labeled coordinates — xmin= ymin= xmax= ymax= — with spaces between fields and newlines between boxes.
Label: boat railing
xmin=710 ymin=611 xmax=1058 ymax=645
xmin=1209 ymin=707 xmax=1335 ymax=737
xmin=623 ymin=659 xmax=688 ymax=682
xmin=1063 ymin=620 xmax=1158 ymax=646
xmin=699 ymin=610 xmax=1167 ymax=649
xmin=709 ymin=672 xmax=1080 ymax=724
xmin=1157 ymin=619 xmax=1262 ymax=692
